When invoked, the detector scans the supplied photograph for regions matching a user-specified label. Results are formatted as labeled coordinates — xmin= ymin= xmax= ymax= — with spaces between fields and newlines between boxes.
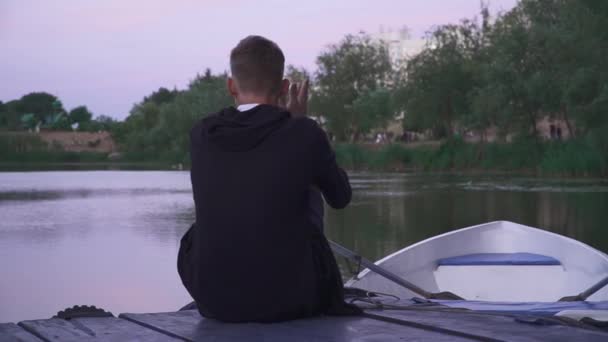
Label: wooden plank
xmin=367 ymin=309 xmax=608 ymax=342
xmin=121 ymin=309 xmax=472 ymax=341
xmin=18 ymin=317 xmax=183 ymax=341
xmin=18 ymin=319 xmax=90 ymax=341
xmin=0 ymin=323 xmax=42 ymax=342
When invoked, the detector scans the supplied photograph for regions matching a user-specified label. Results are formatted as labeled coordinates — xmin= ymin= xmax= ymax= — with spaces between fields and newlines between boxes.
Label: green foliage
xmin=0 ymin=134 xmax=108 ymax=163
xmin=143 ymin=87 xmax=179 ymax=105
xmin=114 ymin=71 xmax=232 ymax=163
xmin=16 ymin=92 xmax=63 ymax=125
xmin=0 ymin=134 xmax=46 ymax=155
xmin=397 ymin=15 xmax=488 ymax=137
xmin=3 ymin=0 xmax=607 ymax=174
xmin=79 ymin=115 xmax=118 ymax=132
xmin=334 ymin=144 xmax=369 ymax=170
xmin=352 ymin=88 xmax=394 ymax=133
xmin=68 ymin=106 xmax=93 ymax=126
xmin=540 ymin=139 xmax=608 ymax=176
xmin=333 ymin=140 xmax=606 ymax=176
xmin=20 ymin=114 xmax=37 ymax=130
xmin=313 ymin=33 xmax=392 ymax=141
xmin=425 ymin=136 xmax=540 ymax=171
xmin=1 ymin=100 xmax=21 ymax=130
xmin=0 ymin=101 xmax=5 ymax=127
xmin=386 ymin=0 xmax=608 ymax=175
xmin=335 ymin=143 xmax=427 ymax=171
xmin=397 ymin=0 xmax=607 ymax=140
xmin=0 ymin=94 xmax=74 ymax=131
xmin=49 ymin=113 xmax=71 ymax=130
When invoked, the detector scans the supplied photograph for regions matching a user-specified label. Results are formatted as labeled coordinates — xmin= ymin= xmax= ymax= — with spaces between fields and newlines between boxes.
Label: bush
xmin=0 ymin=134 xmax=108 ymax=163
xmin=332 ymin=138 xmax=606 ymax=176
xmin=540 ymin=139 xmax=607 ymax=176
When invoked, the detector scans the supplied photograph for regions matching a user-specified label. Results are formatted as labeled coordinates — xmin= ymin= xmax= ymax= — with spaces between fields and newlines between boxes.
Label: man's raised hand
xmin=285 ymin=79 xmax=309 ymax=117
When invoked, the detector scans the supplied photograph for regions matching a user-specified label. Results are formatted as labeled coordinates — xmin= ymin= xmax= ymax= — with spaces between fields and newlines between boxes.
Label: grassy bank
xmin=0 ymin=134 xmax=180 ymax=171
xmin=0 ymin=134 xmax=109 ymax=163
xmin=3 ymin=134 xmax=606 ymax=176
xmin=335 ymin=138 xmax=608 ymax=177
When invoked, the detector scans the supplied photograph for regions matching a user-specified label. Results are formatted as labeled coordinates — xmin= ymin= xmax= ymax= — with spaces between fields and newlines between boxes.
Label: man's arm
xmin=312 ymin=128 xmax=351 ymax=209
xmin=282 ymin=80 xmax=351 ymax=209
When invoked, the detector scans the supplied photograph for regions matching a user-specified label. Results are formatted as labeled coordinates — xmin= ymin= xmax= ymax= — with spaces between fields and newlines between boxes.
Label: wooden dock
xmin=2 ymin=304 xmax=608 ymax=341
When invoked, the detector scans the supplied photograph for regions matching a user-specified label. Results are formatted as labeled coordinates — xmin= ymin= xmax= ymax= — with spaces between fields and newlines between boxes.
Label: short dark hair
xmin=230 ymin=36 xmax=285 ymax=96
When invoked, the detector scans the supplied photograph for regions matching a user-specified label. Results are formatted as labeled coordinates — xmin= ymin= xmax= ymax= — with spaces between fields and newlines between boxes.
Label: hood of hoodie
xmin=202 ymin=104 xmax=290 ymax=152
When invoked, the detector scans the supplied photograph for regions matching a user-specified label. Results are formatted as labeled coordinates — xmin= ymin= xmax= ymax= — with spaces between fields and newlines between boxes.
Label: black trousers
xmin=177 ymin=222 xmax=361 ymax=321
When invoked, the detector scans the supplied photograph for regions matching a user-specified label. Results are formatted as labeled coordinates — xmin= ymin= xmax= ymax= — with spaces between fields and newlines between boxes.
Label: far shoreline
xmin=1 ymin=162 xmax=607 ymax=181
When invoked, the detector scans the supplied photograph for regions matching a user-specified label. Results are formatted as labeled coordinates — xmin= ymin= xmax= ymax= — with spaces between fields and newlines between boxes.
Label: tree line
xmin=0 ymin=92 xmax=118 ymax=132
xmin=396 ymin=0 xmax=607 ymax=144
xmin=115 ymin=0 xmax=607 ymax=164
xmin=3 ymin=0 xmax=607 ymax=170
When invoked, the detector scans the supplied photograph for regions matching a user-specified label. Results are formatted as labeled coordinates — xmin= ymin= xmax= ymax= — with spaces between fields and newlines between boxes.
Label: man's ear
xmin=227 ymin=78 xmax=238 ymax=98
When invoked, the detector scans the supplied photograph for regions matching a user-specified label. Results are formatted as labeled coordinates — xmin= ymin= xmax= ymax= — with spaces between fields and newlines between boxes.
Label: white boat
xmin=4 ymin=220 xmax=608 ymax=341
xmin=345 ymin=221 xmax=608 ymax=302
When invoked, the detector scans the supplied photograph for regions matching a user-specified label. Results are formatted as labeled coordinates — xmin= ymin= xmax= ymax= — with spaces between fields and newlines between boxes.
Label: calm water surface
xmin=1 ymin=171 xmax=607 ymax=322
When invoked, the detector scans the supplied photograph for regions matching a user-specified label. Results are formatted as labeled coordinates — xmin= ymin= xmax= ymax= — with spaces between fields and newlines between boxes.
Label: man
xmin=178 ymin=35 xmax=360 ymax=323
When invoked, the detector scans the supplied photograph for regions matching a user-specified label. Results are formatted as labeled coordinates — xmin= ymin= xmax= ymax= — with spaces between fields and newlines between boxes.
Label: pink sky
xmin=1 ymin=0 xmax=518 ymax=119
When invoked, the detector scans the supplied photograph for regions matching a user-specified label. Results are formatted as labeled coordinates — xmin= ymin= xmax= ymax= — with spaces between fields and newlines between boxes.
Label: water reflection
xmin=327 ymin=174 xmax=608 ymax=268
xmin=1 ymin=171 xmax=607 ymax=323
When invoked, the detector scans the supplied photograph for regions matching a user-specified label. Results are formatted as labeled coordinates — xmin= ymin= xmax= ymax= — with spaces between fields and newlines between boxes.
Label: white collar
xmin=236 ymin=103 xmax=260 ymax=112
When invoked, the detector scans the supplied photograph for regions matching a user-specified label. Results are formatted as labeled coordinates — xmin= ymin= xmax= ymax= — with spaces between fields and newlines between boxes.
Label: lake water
xmin=1 ymin=171 xmax=607 ymax=323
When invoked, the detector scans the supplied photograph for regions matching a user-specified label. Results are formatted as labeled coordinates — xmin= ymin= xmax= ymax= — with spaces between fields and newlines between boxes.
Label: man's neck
xmin=235 ymin=94 xmax=278 ymax=107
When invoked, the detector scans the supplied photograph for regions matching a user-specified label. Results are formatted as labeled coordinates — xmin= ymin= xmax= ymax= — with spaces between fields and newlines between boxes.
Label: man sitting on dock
xmin=178 ymin=35 xmax=360 ymax=322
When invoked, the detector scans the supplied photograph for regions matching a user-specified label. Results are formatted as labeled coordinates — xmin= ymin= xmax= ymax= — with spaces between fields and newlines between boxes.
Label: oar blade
xmin=558 ymin=294 xmax=583 ymax=302
xmin=428 ymin=291 xmax=465 ymax=301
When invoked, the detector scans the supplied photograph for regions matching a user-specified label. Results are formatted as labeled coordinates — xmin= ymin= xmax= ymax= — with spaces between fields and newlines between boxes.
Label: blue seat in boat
xmin=437 ymin=253 xmax=561 ymax=266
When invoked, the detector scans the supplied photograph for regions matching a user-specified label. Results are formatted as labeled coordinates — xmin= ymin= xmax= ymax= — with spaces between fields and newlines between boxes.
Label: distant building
xmin=371 ymin=26 xmax=426 ymax=132
xmin=463 ymin=117 xmax=574 ymax=143
xmin=372 ymin=26 xmax=426 ymax=63
xmin=536 ymin=117 xmax=572 ymax=141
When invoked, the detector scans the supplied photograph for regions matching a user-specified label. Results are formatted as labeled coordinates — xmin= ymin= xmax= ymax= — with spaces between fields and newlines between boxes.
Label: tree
xmin=95 ymin=115 xmax=118 ymax=131
xmin=17 ymin=92 xmax=63 ymax=124
xmin=21 ymin=113 xmax=37 ymax=130
xmin=78 ymin=115 xmax=117 ymax=132
xmin=2 ymin=100 xmax=21 ymax=130
xmin=0 ymin=101 xmax=6 ymax=127
xmin=50 ymin=113 xmax=71 ymax=130
xmin=351 ymin=88 xmax=394 ymax=134
xmin=395 ymin=12 xmax=489 ymax=138
xmin=541 ymin=0 xmax=608 ymax=138
xmin=143 ymin=87 xmax=179 ymax=106
xmin=312 ymin=33 xmax=392 ymax=141
xmin=115 ymin=70 xmax=232 ymax=162
xmin=466 ymin=0 xmax=608 ymax=142
xmin=68 ymin=106 xmax=93 ymax=126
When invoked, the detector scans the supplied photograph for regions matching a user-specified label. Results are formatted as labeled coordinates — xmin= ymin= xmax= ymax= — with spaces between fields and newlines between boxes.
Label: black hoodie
xmin=178 ymin=104 xmax=360 ymax=322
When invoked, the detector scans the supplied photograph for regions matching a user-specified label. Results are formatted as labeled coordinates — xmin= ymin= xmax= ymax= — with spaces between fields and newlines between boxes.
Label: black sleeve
xmin=189 ymin=123 xmax=203 ymax=223
xmin=312 ymin=126 xmax=352 ymax=209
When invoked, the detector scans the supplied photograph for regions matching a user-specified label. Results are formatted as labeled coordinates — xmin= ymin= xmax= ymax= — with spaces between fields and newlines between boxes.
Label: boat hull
xmin=346 ymin=221 xmax=608 ymax=302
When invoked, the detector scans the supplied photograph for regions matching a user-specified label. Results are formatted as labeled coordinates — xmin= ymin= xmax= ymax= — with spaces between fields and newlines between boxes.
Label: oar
xmin=559 ymin=275 xmax=608 ymax=302
xmin=329 ymin=240 xmax=463 ymax=300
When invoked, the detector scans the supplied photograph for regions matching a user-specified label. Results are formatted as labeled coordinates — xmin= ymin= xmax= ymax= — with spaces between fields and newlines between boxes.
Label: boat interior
xmin=347 ymin=221 xmax=608 ymax=302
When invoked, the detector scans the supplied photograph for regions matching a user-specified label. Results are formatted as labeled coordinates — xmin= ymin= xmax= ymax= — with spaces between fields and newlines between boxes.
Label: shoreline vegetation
xmin=2 ymin=1 xmax=607 ymax=177
xmin=2 ymin=134 xmax=605 ymax=177
xmin=334 ymin=138 xmax=607 ymax=177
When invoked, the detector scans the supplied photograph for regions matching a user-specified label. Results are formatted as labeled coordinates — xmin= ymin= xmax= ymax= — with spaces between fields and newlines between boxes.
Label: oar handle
xmin=559 ymin=275 xmax=608 ymax=301
xmin=578 ymin=275 xmax=608 ymax=300
xmin=329 ymin=240 xmax=432 ymax=298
